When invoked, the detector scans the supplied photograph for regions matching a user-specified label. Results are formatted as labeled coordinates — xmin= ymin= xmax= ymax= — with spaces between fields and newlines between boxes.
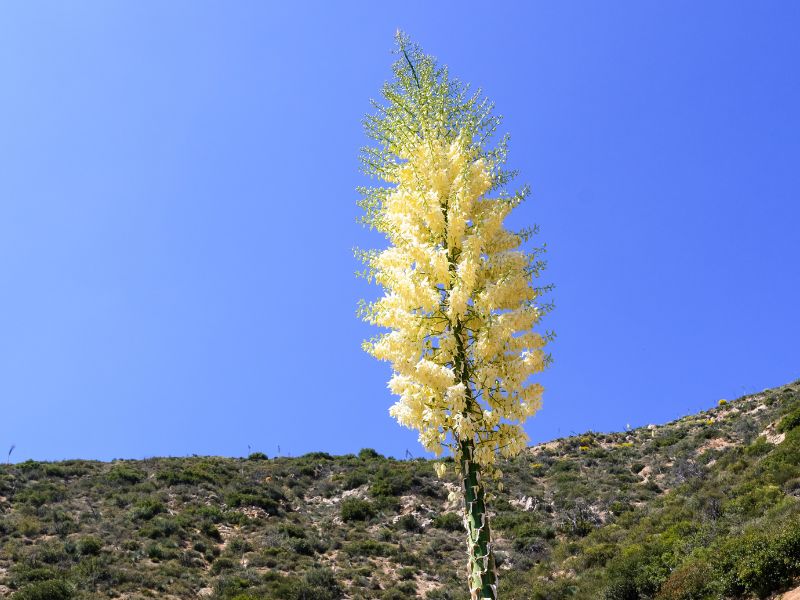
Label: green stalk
xmin=459 ymin=438 xmax=498 ymax=600
xmin=452 ymin=318 xmax=498 ymax=600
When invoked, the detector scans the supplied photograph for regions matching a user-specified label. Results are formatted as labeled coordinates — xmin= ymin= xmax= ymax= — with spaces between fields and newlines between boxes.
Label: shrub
xmin=340 ymin=470 xmax=368 ymax=490
xmin=727 ymin=484 xmax=783 ymax=518
xmin=280 ymin=523 xmax=307 ymax=538
xmin=783 ymin=477 xmax=800 ymax=495
xmin=653 ymin=432 xmax=683 ymax=448
xmin=76 ymin=536 xmax=102 ymax=556
xmin=225 ymin=485 xmax=283 ymax=515
xmin=778 ymin=407 xmax=800 ymax=433
xmin=342 ymin=539 xmax=393 ymax=557
xmin=138 ymin=516 xmax=180 ymax=539
xmin=247 ymin=452 xmax=268 ymax=461
xmin=605 ymin=577 xmax=638 ymax=600
xmin=146 ymin=543 xmax=165 ymax=560
xmin=214 ymin=572 xmax=263 ymax=597
xmin=604 ymin=543 xmax=670 ymax=600
xmin=340 ymin=498 xmax=375 ymax=522
xmin=106 ymin=465 xmax=144 ymax=484
xmin=583 ymin=542 xmax=617 ymax=568
xmin=9 ymin=567 xmax=60 ymax=586
xmin=396 ymin=513 xmax=422 ymax=532
xmin=530 ymin=462 xmax=547 ymax=476
xmin=201 ymin=521 xmax=223 ymax=541
xmin=655 ymin=560 xmax=711 ymax=600
xmin=131 ymin=498 xmax=165 ymax=520
xmin=301 ymin=567 xmax=343 ymax=600
xmin=744 ymin=436 xmax=772 ymax=457
xmin=302 ymin=451 xmax=333 ymax=461
xmin=16 ymin=483 xmax=65 ymax=507
xmin=358 ymin=448 xmax=381 ymax=459
xmin=16 ymin=516 xmax=43 ymax=536
xmin=11 ymin=580 xmax=73 ymax=600
xmin=370 ymin=466 xmax=414 ymax=498
xmin=210 ymin=557 xmax=237 ymax=575
xmin=226 ymin=537 xmax=253 ymax=555
xmin=397 ymin=566 xmax=416 ymax=580
xmin=156 ymin=464 xmax=217 ymax=486
xmin=382 ymin=582 xmax=417 ymax=599
xmin=432 ymin=512 xmax=462 ymax=532
xmin=714 ymin=516 xmax=800 ymax=598
xmin=609 ymin=500 xmax=632 ymax=516
xmin=290 ymin=538 xmax=315 ymax=556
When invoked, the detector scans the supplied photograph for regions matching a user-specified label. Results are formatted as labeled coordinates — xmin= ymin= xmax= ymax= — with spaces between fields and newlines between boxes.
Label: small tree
xmin=357 ymin=33 xmax=552 ymax=600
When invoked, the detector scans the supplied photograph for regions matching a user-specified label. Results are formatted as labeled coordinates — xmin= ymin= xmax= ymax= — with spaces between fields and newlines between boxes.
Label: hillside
xmin=1 ymin=382 xmax=799 ymax=600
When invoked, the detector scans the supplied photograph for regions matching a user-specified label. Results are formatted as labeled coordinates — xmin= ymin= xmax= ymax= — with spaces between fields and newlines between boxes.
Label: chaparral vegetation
xmin=1 ymin=382 xmax=798 ymax=599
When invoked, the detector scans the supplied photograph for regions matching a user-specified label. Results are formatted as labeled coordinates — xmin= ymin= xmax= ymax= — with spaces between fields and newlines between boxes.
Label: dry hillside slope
xmin=1 ymin=381 xmax=798 ymax=599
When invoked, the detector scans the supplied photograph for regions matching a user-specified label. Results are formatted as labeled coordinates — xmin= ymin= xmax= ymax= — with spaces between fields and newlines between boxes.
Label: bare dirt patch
xmin=695 ymin=437 xmax=734 ymax=455
xmin=781 ymin=583 xmax=800 ymax=599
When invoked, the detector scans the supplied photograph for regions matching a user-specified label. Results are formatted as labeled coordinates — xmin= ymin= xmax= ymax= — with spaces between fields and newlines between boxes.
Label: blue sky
xmin=1 ymin=2 xmax=798 ymax=462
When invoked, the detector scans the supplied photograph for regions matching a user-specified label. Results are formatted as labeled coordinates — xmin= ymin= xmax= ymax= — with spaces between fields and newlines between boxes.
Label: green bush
xmin=201 ymin=521 xmax=223 ymax=541
xmin=604 ymin=543 xmax=670 ymax=600
xmin=370 ymin=465 xmax=414 ymax=498
xmin=106 ymin=465 xmax=144 ymax=484
xmin=290 ymin=538 xmax=315 ymax=556
xmin=432 ymin=512 xmax=462 ymax=532
xmin=225 ymin=485 xmax=283 ymax=515
xmin=340 ymin=498 xmax=375 ymax=522
xmin=15 ymin=483 xmax=65 ymax=507
xmin=156 ymin=465 xmax=217 ymax=486
xmin=9 ymin=567 xmax=61 ymax=586
xmin=301 ymin=567 xmax=343 ymax=600
xmin=210 ymin=557 xmax=237 ymax=575
xmin=226 ymin=536 xmax=253 ymax=555
xmin=583 ymin=542 xmax=617 ymax=568
xmin=783 ymin=477 xmax=800 ymax=495
xmin=397 ymin=566 xmax=416 ymax=580
xmin=146 ymin=543 xmax=165 ymax=560
xmin=131 ymin=498 xmax=165 ymax=520
xmin=302 ymin=451 xmax=333 ymax=461
xmin=396 ymin=513 xmax=422 ymax=532
xmin=138 ymin=516 xmax=180 ymax=539
xmin=609 ymin=500 xmax=632 ymax=516
xmin=714 ymin=516 xmax=800 ymax=598
xmin=76 ymin=536 xmax=102 ymax=556
xmin=655 ymin=560 xmax=711 ymax=600
xmin=778 ymin=407 xmax=800 ymax=433
xmin=342 ymin=539 xmax=393 ymax=557
xmin=279 ymin=523 xmax=306 ymax=538
xmin=726 ymin=484 xmax=783 ymax=518
xmin=382 ymin=582 xmax=417 ymax=599
xmin=11 ymin=580 xmax=73 ymax=600
xmin=744 ymin=436 xmax=772 ymax=457
xmin=653 ymin=432 xmax=684 ymax=448
xmin=340 ymin=470 xmax=368 ymax=490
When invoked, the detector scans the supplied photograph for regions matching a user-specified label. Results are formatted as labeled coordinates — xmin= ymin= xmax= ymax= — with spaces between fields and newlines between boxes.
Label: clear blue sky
xmin=1 ymin=2 xmax=798 ymax=462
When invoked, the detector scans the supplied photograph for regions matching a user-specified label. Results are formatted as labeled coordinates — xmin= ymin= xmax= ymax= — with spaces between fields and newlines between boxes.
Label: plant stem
xmin=452 ymin=315 xmax=498 ymax=600
xmin=459 ymin=438 xmax=498 ymax=600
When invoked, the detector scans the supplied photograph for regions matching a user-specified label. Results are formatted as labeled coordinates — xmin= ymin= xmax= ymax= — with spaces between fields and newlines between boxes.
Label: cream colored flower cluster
xmin=362 ymin=135 xmax=547 ymax=472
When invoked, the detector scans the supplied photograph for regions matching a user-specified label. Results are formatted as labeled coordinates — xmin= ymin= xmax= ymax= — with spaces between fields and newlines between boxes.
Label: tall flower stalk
xmin=357 ymin=32 xmax=552 ymax=600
